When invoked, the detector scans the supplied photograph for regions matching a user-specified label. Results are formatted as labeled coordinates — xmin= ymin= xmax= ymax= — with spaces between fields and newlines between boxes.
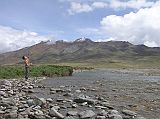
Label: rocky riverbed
xmin=0 ymin=69 xmax=160 ymax=119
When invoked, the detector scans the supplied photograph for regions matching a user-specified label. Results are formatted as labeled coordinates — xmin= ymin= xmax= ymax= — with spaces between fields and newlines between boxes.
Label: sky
xmin=0 ymin=0 xmax=160 ymax=53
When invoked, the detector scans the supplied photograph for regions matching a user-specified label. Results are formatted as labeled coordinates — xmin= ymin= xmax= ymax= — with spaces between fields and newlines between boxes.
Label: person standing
xmin=22 ymin=56 xmax=30 ymax=80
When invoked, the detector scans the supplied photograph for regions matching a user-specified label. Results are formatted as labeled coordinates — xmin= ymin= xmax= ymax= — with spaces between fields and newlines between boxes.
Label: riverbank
xmin=0 ymin=69 xmax=160 ymax=119
xmin=33 ymin=69 xmax=160 ymax=119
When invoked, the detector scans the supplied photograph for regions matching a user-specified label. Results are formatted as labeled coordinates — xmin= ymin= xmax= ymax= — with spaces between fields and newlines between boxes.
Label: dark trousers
xmin=25 ymin=66 xmax=29 ymax=79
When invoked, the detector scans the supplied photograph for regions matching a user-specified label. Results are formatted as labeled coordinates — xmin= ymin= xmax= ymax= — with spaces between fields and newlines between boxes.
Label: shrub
xmin=0 ymin=65 xmax=73 ymax=79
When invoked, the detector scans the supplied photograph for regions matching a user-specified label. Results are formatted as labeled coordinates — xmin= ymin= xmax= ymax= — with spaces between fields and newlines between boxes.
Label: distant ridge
xmin=0 ymin=38 xmax=160 ymax=65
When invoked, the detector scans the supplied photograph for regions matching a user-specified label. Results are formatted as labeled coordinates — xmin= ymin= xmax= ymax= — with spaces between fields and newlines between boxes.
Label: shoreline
xmin=0 ymin=69 xmax=160 ymax=119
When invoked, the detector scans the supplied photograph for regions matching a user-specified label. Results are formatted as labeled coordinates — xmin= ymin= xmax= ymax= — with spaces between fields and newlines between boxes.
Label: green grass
xmin=55 ymin=56 xmax=160 ymax=69
xmin=0 ymin=65 xmax=73 ymax=79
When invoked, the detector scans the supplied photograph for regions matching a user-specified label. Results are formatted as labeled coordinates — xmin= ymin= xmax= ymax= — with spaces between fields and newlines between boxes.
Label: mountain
xmin=0 ymin=38 xmax=160 ymax=65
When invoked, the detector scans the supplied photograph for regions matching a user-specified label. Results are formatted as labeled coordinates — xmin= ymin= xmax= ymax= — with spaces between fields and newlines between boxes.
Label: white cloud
xmin=100 ymin=2 xmax=160 ymax=47
xmin=144 ymin=41 xmax=158 ymax=47
xmin=92 ymin=2 xmax=108 ymax=9
xmin=68 ymin=2 xmax=93 ymax=15
xmin=67 ymin=0 xmax=156 ymax=15
xmin=68 ymin=1 xmax=109 ymax=15
xmin=0 ymin=25 xmax=50 ymax=53
xmin=110 ymin=0 xmax=154 ymax=9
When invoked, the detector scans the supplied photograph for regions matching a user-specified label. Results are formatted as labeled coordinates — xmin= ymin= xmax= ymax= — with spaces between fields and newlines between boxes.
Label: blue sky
xmin=0 ymin=0 xmax=160 ymax=52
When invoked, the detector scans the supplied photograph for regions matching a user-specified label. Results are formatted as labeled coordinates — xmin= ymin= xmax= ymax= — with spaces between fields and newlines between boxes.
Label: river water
xmin=65 ymin=69 xmax=160 ymax=82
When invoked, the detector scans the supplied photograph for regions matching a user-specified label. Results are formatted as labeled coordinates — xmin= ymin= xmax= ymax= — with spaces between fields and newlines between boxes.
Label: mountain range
xmin=0 ymin=38 xmax=160 ymax=66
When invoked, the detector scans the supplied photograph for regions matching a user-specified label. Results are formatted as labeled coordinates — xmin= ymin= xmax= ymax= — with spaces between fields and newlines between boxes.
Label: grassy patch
xmin=55 ymin=56 xmax=160 ymax=69
xmin=0 ymin=65 xmax=73 ymax=79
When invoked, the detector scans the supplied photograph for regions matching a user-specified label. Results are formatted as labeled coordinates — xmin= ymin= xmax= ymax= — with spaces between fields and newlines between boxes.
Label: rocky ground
xmin=0 ymin=69 xmax=160 ymax=119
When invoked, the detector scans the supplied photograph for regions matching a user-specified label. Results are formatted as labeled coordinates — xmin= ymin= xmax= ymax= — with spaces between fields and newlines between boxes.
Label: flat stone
xmin=35 ymin=110 xmax=44 ymax=116
xmin=108 ymin=114 xmax=123 ymax=119
xmin=0 ymin=91 xmax=6 ymax=96
xmin=53 ymin=106 xmax=60 ymax=110
xmin=0 ymin=110 xmax=5 ymax=114
xmin=60 ymin=106 xmax=67 ymax=109
xmin=80 ymin=87 xmax=87 ymax=91
xmin=97 ymin=110 xmax=108 ymax=116
xmin=50 ymin=88 xmax=64 ymax=92
xmin=49 ymin=107 xmax=65 ymax=118
xmin=122 ymin=109 xmax=137 ymax=116
xmin=96 ymin=116 xmax=106 ymax=119
xmin=18 ymin=108 xmax=26 ymax=112
xmin=75 ymin=90 xmax=81 ymax=93
xmin=32 ymin=106 xmax=41 ymax=111
xmin=28 ymin=89 xmax=34 ymax=93
xmin=72 ymin=104 xmax=78 ymax=108
xmin=8 ymin=90 xmax=14 ymax=95
xmin=57 ymin=98 xmax=64 ymax=102
xmin=50 ymin=91 xmax=56 ymax=94
xmin=74 ymin=95 xmax=97 ymax=105
xmin=46 ymin=98 xmax=53 ymax=102
xmin=108 ymin=110 xmax=119 ymax=115
xmin=34 ymin=98 xmax=46 ymax=106
xmin=11 ymin=106 xmax=18 ymax=111
xmin=101 ymin=102 xmax=114 ymax=109
xmin=60 ymin=85 xmax=65 ymax=88
xmin=27 ymin=99 xmax=35 ymax=106
xmin=67 ymin=111 xmax=78 ymax=116
xmin=65 ymin=116 xmax=75 ymax=119
xmin=66 ymin=89 xmax=72 ymax=92
xmin=63 ymin=93 xmax=73 ymax=97
xmin=95 ymin=105 xmax=107 ymax=109
xmin=28 ymin=86 xmax=34 ymax=89
xmin=79 ymin=110 xmax=95 ymax=119
xmin=81 ymin=102 xmax=88 ymax=106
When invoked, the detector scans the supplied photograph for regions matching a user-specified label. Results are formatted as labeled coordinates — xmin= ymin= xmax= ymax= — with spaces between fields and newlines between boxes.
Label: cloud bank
xmin=0 ymin=26 xmax=50 ymax=53
xmin=68 ymin=2 xmax=93 ymax=15
xmin=74 ymin=0 xmax=160 ymax=47
xmin=110 ymin=0 xmax=154 ymax=9
xmin=100 ymin=1 xmax=160 ymax=47
xmin=67 ymin=0 xmax=154 ymax=15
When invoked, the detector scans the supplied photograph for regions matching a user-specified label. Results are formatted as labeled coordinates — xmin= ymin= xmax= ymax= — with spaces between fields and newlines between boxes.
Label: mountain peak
xmin=74 ymin=37 xmax=93 ymax=43
xmin=1 ymin=38 xmax=160 ymax=65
